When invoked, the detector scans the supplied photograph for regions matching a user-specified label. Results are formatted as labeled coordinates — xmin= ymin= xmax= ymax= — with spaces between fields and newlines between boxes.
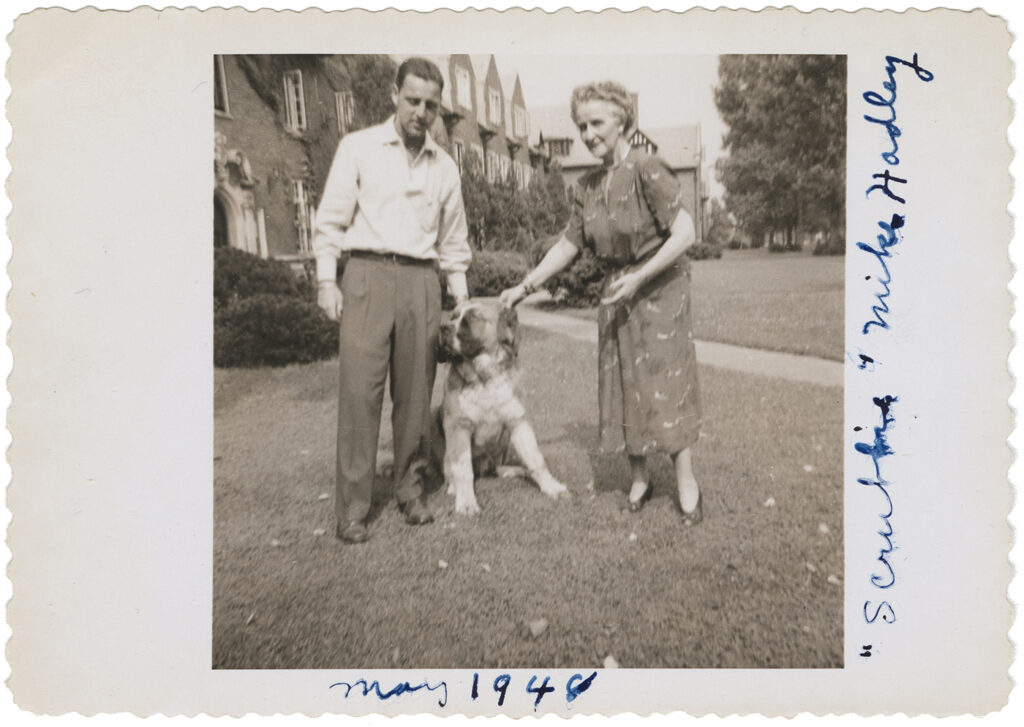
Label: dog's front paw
xmin=539 ymin=476 xmax=570 ymax=500
xmin=454 ymin=495 xmax=482 ymax=516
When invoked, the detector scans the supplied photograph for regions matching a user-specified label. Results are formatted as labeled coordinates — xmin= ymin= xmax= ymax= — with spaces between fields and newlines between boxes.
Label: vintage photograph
xmin=6 ymin=3 xmax=1015 ymax=717
xmin=212 ymin=52 xmax=846 ymax=670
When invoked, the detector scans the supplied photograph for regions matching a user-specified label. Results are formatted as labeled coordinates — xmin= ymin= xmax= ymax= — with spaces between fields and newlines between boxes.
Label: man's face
xmin=392 ymin=74 xmax=442 ymax=144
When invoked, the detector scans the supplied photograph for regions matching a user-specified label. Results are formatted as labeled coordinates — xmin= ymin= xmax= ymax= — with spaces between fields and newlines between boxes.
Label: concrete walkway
xmin=510 ymin=295 xmax=844 ymax=389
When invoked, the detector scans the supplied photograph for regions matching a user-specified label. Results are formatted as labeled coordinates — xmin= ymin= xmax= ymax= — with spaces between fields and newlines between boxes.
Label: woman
xmin=500 ymin=81 xmax=703 ymax=523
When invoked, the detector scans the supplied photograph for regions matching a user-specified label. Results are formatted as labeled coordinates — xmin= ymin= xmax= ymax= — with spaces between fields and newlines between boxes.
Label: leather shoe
xmin=336 ymin=519 xmax=369 ymax=544
xmin=628 ymin=482 xmax=653 ymax=513
xmin=399 ymin=496 xmax=434 ymax=525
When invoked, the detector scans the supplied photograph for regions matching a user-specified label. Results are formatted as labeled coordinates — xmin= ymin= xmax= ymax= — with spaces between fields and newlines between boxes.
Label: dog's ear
xmin=497 ymin=306 xmax=519 ymax=360
xmin=435 ymin=309 xmax=460 ymax=364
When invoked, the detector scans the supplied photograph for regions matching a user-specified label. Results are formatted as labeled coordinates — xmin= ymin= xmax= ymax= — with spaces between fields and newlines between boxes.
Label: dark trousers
xmin=335 ymin=256 xmax=441 ymax=522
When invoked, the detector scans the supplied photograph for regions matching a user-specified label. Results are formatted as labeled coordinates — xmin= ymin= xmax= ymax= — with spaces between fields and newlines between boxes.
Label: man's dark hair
xmin=396 ymin=57 xmax=445 ymax=92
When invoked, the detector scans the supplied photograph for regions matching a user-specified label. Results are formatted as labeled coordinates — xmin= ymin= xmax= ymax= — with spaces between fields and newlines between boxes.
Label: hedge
xmin=214 ymin=248 xmax=337 ymax=368
xmin=544 ymin=247 xmax=607 ymax=308
xmin=685 ymin=242 xmax=723 ymax=261
xmin=215 ymin=293 xmax=338 ymax=368
xmin=214 ymin=247 xmax=311 ymax=310
xmin=467 ymin=250 xmax=530 ymax=298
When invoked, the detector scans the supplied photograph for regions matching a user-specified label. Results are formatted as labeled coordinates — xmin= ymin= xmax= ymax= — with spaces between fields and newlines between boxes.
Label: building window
xmin=548 ymin=138 xmax=572 ymax=158
xmin=452 ymin=139 xmax=465 ymax=172
xmin=486 ymin=150 xmax=501 ymax=183
xmin=514 ymin=106 xmax=528 ymax=138
xmin=335 ymin=90 xmax=355 ymax=134
xmin=455 ymin=66 xmax=471 ymax=109
xmin=214 ymin=55 xmax=230 ymax=114
xmin=500 ymin=155 xmax=511 ymax=183
xmin=488 ymin=88 xmax=501 ymax=126
xmin=283 ymin=70 xmax=306 ymax=133
xmin=471 ymin=144 xmax=484 ymax=175
xmin=292 ymin=179 xmax=315 ymax=253
xmin=523 ymin=165 xmax=533 ymax=189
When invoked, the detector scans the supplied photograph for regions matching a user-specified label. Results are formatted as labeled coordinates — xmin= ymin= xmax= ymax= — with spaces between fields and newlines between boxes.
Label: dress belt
xmin=347 ymin=250 xmax=436 ymax=267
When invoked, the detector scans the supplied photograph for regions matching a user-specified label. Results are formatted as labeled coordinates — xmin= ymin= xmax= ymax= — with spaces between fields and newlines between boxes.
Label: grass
xmin=549 ymin=248 xmax=845 ymax=361
xmin=214 ymin=326 xmax=843 ymax=670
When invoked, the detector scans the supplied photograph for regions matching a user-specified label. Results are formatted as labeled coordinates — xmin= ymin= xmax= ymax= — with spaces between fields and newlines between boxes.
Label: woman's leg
xmin=628 ymin=454 xmax=649 ymax=503
xmin=672 ymin=447 xmax=701 ymax=513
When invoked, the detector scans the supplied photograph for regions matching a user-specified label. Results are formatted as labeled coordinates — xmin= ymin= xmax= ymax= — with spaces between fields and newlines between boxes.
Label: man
xmin=313 ymin=57 xmax=471 ymax=544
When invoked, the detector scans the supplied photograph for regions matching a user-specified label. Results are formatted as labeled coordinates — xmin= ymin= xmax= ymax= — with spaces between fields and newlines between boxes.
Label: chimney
xmin=630 ymin=92 xmax=639 ymax=131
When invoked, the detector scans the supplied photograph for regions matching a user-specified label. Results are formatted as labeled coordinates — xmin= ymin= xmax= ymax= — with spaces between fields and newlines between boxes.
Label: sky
xmin=493 ymin=53 xmax=727 ymax=199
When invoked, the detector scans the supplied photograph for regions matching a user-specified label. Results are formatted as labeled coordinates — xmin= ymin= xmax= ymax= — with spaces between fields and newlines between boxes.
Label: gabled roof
xmin=499 ymin=74 xmax=516 ymax=98
xmin=528 ymin=104 xmax=574 ymax=146
xmin=469 ymin=54 xmax=492 ymax=84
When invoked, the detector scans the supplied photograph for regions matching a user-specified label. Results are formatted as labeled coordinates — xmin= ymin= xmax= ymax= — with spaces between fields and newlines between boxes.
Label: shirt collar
xmin=380 ymin=115 xmax=438 ymax=156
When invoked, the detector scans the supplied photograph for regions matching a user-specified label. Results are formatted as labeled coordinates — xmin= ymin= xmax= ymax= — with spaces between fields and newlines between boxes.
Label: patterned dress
xmin=564 ymin=147 xmax=701 ymax=456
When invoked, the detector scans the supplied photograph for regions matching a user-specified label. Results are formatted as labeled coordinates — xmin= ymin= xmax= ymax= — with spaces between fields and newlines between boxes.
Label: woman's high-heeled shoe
xmin=679 ymin=491 xmax=703 ymax=526
xmin=628 ymin=482 xmax=653 ymax=513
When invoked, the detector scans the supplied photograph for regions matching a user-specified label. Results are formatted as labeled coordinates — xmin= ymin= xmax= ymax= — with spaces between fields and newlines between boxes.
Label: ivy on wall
xmin=234 ymin=54 xmax=398 ymax=199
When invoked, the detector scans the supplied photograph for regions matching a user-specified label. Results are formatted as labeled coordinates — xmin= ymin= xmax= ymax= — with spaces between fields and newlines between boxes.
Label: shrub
xmin=544 ymin=247 xmax=606 ymax=308
xmin=215 ymin=294 xmax=338 ymax=368
xmin=813 ymin=239 xmax=846 ymax=256
xmin=460 ymin=165 xmax=571 ymax=255
xmin=214 ymin=247 xmax=311 ymax=310
xmin=686 ymin=241 xmax=723 ymax=261
xmin=466 ymin=250 xmax=530 ymax=298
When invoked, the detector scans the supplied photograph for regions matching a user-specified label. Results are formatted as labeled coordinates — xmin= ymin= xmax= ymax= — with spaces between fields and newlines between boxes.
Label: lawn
xmin=550 ymin=249 xmax=845 ymax=361
xmin=214 ymin=327 xmax=843 ymax=669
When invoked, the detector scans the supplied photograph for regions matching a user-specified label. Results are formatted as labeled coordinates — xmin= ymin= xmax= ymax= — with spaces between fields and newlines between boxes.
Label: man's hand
xmin=317 ymin=282 xmax=343 ymax=321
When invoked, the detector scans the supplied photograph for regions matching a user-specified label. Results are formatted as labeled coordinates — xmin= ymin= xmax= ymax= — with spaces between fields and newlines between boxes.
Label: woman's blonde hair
xmin=569 ymin=81 xmax=635 ymax=133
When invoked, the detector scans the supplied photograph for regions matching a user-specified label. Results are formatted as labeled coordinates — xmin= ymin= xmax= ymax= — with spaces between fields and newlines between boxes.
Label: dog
xmin=436 ymin=300 xmax=569 ymax=515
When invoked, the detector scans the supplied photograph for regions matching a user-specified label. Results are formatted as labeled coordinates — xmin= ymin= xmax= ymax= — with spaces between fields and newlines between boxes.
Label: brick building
xmin=214 ymin=55 xmax=356 ymax=261
xmin=214 ymin=53 xmax=546 ymax=262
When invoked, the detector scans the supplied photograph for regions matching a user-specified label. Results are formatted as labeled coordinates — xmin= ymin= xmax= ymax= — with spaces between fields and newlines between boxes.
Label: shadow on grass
xmin=557 ymin=419 xmax=682 ymax=505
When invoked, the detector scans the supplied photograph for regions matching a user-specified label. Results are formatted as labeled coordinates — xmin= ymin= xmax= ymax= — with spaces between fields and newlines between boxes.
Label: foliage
xmin=306 ymin=55 xmax=398 ymax=201
xmin=466 ymin=250 xmax=531 ymax=298
xmin=460 ymin=164 xmax=571 ymax=255
xmin=714 ymin=55 xmax=846 ymax=246
xmin=214 ymin=247 xmax=311 ymax=310
xmin=703 ymin=197 xmax=735 ymax=249
xmin=235 ymin=54 xmax=328 ymax=113
xmin=215 ymin=294 xmax=339 ymax=368
xmin=214 ymin=248 xmax=337 ymax=367
xmin=544 ymin=246 xmax=607 ymax=308
xmin=813 ymin=233 xmax=846 ymax=256
xmin=686 ymin=241 xmax=723 ymax=260
xmin=324 ymin=55 xmax=399 ymax=130
xmin=236 ymin=54 xmax=398 ymax=206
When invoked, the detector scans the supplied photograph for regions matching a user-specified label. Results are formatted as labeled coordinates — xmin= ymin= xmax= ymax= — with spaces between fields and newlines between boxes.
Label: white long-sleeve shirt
xmin=312 ymin=116 xmax=472 ymax=282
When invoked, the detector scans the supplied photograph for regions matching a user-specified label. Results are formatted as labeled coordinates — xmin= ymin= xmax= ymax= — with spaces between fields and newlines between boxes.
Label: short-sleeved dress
xmin=564 ymin=147 xmax=701 ymax=457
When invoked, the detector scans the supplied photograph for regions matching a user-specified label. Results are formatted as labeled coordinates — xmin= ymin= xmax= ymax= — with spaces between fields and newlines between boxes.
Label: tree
xmin=714 ymin=55 xmax=846 ymax=250
xmin=703 ymin=197 xmax=735 ymax=248
xmin=459 ymin=161 xmax=570 ymax=255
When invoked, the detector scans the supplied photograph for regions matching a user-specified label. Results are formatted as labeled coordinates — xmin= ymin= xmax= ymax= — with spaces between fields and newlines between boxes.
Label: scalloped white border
xmin=3 ymin=1 xmax=1021 ymax=724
